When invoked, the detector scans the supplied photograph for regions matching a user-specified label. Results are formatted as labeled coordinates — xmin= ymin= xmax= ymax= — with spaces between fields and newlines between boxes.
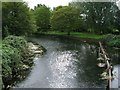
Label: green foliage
xmin=3 ymin=35 xmax=28 ymax=51
xmin=114 ymin=9 xmax=120 ymax=32
xmin=2 ymin=35 xmax=31 ymax=88
xmin=51 ymin=6 xmax=82 ymax=35
xmin=3 ymin=35 xmax=29 ymax=62
xmin=2 ymin=44 xmax=21 ymax=78
xmin=47 ymin=31 xmax=105 ymax=39
xmin=34 ymin=4 xmax=51 ymax=33
xmin=53 ymin=6 xmax=63 ymax=11
xmin=70 ymin=1 xmax=119 ymax=34
xmin=2 ymin=2 xmax=37 ymax=37
xmin=105 ymin=34 xmax=120 ymax=48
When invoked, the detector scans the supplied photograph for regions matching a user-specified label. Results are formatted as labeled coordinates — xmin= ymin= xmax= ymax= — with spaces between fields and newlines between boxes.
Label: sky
xmin=23 ymin=0 xmax=120 ymax=9
xmin=23 ymin=0 xmax=72 ymax=9
xmin=117 ymin=0 xmax=120 ymax=9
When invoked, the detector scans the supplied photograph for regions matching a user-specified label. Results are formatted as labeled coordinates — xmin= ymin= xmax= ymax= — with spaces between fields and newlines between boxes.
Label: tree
xmin=34 ymin=4 xmax=51 ymax=33
xmin=69 ymin=2 xmax=88 ymax=32
xmin=51 ymin=6 xmax=82 ymax=35
xmin=114 ymin=9 xmax=120 ymax=33
xmin=53 ymin=6 xmax=63 ymax=11
xmin=2 ymin=2 xmax=37 ymax=37
xmin=70 ymin=1 xmax=118 ymax=34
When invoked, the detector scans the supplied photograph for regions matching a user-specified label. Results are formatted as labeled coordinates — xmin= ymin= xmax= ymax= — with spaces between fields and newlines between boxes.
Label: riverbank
xmin=40 ymin=31 xmax=119 ymax=48
xmin=35 ymin=32 xmax=105 ymax=44
xmin=2 ymin=36 xmax=46 ymax=90
xmin=46 ymin=31 xmax=106 ymax=40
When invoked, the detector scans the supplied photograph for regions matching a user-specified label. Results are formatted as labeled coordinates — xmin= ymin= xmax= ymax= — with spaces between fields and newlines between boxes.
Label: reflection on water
xmin=111 ymin=65 xmax=120 ymax=88
xmin=14 ymin=36 xmax=107 ymax=88
xmin=107 ymin=47 xmax=120 ymax=88
xmin=49 ymin=51 xmax=77 ymax=88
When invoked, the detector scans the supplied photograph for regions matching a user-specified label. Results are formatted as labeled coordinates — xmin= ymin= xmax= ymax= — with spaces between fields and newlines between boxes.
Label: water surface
xmin=14 ymin=36 xmax=117 ymax=88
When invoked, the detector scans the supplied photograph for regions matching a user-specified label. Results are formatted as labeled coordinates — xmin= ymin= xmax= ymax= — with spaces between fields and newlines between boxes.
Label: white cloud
xmin=23 ymin=0 xmax=72 ymax=9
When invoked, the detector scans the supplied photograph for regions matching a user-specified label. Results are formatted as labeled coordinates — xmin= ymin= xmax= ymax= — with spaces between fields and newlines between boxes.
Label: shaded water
xmin=14 ymin=36 xmax=119 ymax=88
xmin=107 ymin=48 xmax=120 ymax=88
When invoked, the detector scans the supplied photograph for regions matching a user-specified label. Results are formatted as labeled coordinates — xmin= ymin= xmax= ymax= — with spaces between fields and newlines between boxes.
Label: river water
xmin=14 ymin=36 xmax=119 ymax=88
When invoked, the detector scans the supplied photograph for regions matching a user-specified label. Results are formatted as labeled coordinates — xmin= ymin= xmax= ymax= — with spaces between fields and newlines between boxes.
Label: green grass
xmin=47 ymin=31 xmax=106 ymax=40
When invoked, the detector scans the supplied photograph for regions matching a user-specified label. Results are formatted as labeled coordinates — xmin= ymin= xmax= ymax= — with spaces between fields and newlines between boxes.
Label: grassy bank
xmin=45 ymin=31 xmax=120 ymax=48
xmin=46 ymin=31 xmax=106 ymax=40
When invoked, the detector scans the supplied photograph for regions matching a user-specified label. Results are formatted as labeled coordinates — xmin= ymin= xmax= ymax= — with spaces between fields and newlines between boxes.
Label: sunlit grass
xmin=47 ymin=31 xmax=106 ymax=40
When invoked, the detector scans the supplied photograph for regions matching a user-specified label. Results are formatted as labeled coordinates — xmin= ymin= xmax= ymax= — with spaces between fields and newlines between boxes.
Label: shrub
xmin=2 ymin=44 xmax=22 ymax=84
xmin=2 ymin=44 xmax=22 ymax=88
xmin=2 ymin=36 xmax=29 ymax=88
xmin=3 ymin=35 xmax=28 ymax=51
xmin=105 ymin=34 xmax=120 ymax=48
xmin=2 ymin=35 xmax=45 ymax=88
xmin=3 ymin=35 xmax=29 ymax=62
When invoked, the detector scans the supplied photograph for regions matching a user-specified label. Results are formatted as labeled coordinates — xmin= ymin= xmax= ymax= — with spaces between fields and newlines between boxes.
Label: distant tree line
xmin=69 ymin=1 xmax=120 ymax=34
xmin=2 ymin=1 xmax=120 ymax=37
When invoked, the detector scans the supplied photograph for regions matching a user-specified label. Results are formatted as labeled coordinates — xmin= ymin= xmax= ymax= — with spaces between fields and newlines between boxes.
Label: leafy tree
xmin=70 ymin=1 xmax=118 ymax=34
xmin=34 ymin=4 xmax=51 ymax=33
xmin=51 ymin=6 xmax=82 ymax=35
xmin=69 ymin=3 xmax=88 ymax=32
xmin=2 ymin=2 xmax=37 ymax=37
xmin=114 ymin=9 xmax=120 ymax=33
xmin=53 ymin=6 xmax=63 ymax=11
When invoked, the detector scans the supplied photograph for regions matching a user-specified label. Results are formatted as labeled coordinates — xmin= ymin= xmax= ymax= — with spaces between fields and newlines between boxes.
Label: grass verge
xmin=46 ymin=31 xmax=106 ymax=40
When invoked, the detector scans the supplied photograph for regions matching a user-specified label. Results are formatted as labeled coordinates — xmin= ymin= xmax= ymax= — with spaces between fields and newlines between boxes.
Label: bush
xmin=105 ymin=34 xmax=120 ymax=48
xmin=2 ymin=35 xmax=45 ymax=88
xmin=3 ymin=35 xmax=29 ymax=62
xmin=2 ymin=44 xmax=22 ymax=78
xmin=3 ymin=35 xmax=28 ymax=51
xmin=2 ymin=35 xmax=30 ymax=88
xmin=2 ymin=44 xmax=23 ymax=88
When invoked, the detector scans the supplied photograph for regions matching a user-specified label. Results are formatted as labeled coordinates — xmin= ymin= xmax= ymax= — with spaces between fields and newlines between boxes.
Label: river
xmin=13 ymin=36 xmax=119 ymax=88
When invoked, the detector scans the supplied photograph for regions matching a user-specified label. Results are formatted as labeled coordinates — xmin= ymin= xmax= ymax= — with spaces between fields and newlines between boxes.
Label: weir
xmin=98 ymin=42 xmax=112 ymax=89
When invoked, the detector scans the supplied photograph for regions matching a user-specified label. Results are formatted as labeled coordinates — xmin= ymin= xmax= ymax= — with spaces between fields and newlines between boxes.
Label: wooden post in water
xmin=99 ymin=42 xmax=112 ymax=89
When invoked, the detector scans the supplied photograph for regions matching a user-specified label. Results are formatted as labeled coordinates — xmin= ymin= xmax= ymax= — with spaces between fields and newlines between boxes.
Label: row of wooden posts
xmin=98 ymin=42 xmax=113 ymax=89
